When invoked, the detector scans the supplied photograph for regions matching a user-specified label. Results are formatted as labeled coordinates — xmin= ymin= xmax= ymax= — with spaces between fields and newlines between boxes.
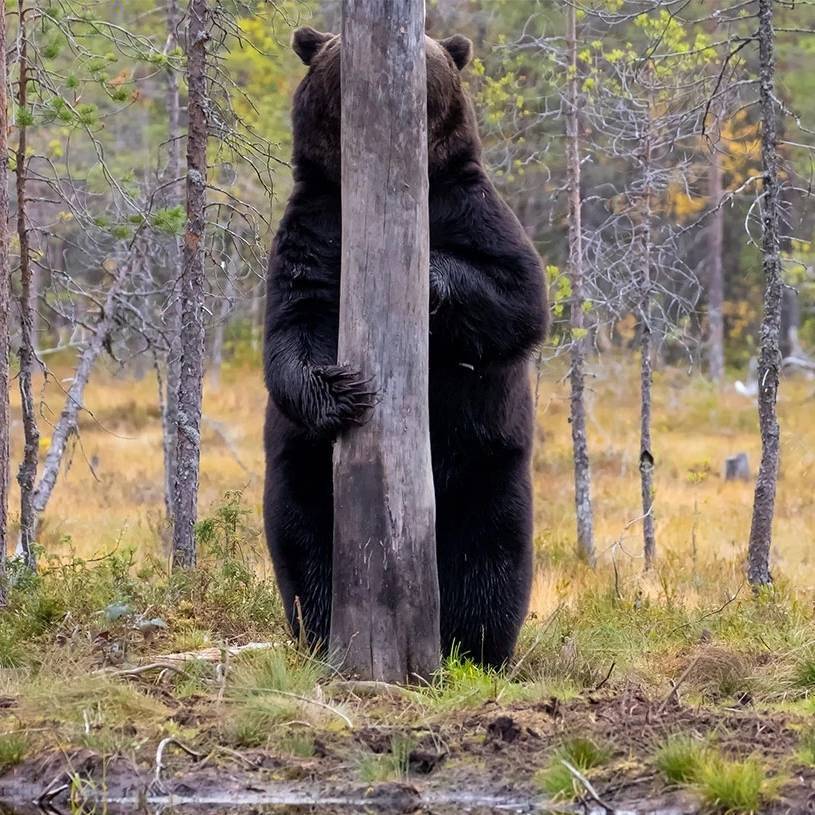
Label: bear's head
xmin=290 ymin=26 xmax=480 ymax=181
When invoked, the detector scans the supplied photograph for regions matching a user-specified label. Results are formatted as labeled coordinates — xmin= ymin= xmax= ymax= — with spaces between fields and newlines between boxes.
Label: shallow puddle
xmin=0 ymin=789 xmax=701 ymax=815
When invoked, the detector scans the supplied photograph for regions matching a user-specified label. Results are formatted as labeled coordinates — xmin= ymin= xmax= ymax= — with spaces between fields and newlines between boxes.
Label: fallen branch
xmin=327 ymin=680 xmax=419 ymax=701
xmin=151 ymin=737 xmax=204 ymax=793
xmin=249 ymin=687 xmax=353 ymax=729
xmin=658 ymin=654 xmax=701 ymax=712
xmin=94 ymin=641 xmax=276 ymax=676
xmin=560 ymin=758 xmax=613 ymax=813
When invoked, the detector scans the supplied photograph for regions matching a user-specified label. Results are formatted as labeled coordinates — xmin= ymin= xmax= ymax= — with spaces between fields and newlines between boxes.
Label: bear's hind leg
xmin=436 ymin=462 xmax=534 ymax=670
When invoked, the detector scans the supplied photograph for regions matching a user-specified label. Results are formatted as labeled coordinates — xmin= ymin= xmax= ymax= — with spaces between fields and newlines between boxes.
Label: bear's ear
xmin=292 ymin=27 xmax=333 ymax=66
xmin=439 ymin=34 xmax=473 ymax=71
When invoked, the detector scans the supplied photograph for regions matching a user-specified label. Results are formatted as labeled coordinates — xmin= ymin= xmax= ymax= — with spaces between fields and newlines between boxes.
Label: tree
xmin=330 ymin=0 xmax=440 ymax=681
xmin=162 ymin=0 xmax=184 ymax=529
xmin=16 ymin=0 xmax=40 ymax=572
xmin=172 ymin=0 xmax=210 ymax=569
xmin=747 ymin=0 xmax=782 ymax=587
xmin=0 ymin=0 xmax=10 ymax=600
xmin=564 ymin=2 xmax=595 ymax=565
xmin=707 ymin=145 xmax=726 ymax=383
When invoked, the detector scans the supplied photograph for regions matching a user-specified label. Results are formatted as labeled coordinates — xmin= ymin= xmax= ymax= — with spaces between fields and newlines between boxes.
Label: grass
xmin=655 ymin=734 xmax=711 ymax=784
xmin=223 ymin=646 xmax=338 ymax=747
xmin=654 ymin=736 xmax=781 ymax=814
xmin=796 ymin=728 xmax=815 ymax=766
xmin=535 ymin=736 xmax=611 ymax=800
xmin=697 ymin=756 xmax=771 ymax=814
xmin=0 ymin=733 xmax=28 ymax=771
xmin=0 ymin=358 xmax=813 ymax=804
xmin=356 ymin=734 xmax=415 ymax=783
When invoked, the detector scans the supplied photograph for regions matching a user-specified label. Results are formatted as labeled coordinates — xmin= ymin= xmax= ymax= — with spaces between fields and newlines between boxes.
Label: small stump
xmin=724 ymin=453 xmax=750 ymax=482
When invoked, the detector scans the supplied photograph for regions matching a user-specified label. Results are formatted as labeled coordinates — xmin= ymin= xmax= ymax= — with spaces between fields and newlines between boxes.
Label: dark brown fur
xmin=264 ymin=29 xmax=548 ymax=667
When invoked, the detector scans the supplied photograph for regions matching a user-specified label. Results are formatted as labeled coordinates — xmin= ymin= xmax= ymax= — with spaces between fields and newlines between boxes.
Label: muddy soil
xmin=0 ymin=690 xmax=813 ymax=814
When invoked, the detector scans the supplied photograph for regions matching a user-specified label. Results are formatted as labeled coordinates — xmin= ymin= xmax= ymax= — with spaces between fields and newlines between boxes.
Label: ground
xmin=1 ymin=356 xmax=815 ymax=812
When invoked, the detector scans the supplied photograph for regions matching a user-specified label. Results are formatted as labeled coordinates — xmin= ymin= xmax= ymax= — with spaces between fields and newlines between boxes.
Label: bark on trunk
xmin=640 ymin=89 xmax=656 ymax=570
xmin=162 ymin=0 xmax=183 ymax=526
xmin=330 ymin=0 xmax=439 ymax=682
xmin=171 ymin=0 xmax=209 ymax=570
xmin=565 ymin=3 xmax=595 ymax=565
xmin=15 ymin=3 xmax=38 ymax=572
xmin=747 ymin=0 xmax=782 ymax=588
xmin=708 ymin=148 xmax=725 ymax=383
xmin=0 ymin=0 xmax=10 ymax=600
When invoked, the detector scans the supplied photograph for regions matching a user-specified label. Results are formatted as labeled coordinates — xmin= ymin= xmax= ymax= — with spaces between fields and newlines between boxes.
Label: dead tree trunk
xmin=747 ymin=0 xmax=782 ymax=587
xmin=565 ymin=2 xmax=595 ymax=566
xmin=330 ymin=0 xmax=439 ymax=682
xmin=0 ymin=0 xmax=10 ymax=599
xmin=162 ymin=0 xmax=183 ymax=527
xmin=15 ymin=2 xmax=39 ymax=572
xmin=708 ymin=147 xmax=725 ymax=383
xmin=172 ymin=0 xmax=209 ymax=570
xmin=31 ymin=258 xmax=131 ymax=522
xmin=639 ymin=86 xmax=656 ymax=570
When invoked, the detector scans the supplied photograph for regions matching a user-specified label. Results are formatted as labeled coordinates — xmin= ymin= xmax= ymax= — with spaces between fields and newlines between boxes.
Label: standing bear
xmin=264 ymin=27 xmax=547 ymax=668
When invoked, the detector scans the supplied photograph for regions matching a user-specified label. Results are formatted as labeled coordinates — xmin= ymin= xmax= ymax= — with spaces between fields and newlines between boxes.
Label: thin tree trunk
xmin=708 ymin=148 xmax=725 ymax=383
xmin=747 ymin=0 xmax=782 ymax=587
xmin=162 ymin=0 xmax=183 ymax=526
xmin=0 ymin=0 xmax=10 ymax=601
xmin=31 ymin=260 xmax=130 ymax=521
xmin=172 ymin=0 xmax=209 ymax=569
xmin=15 ymin=2 xmax=38 ymax=572
xmin=209 ymin=240 xmax=235 ymax=389
xmin=565 ymin=3 xmax=595 ymax=566
xmin=640 ymin=89 xmax=656 ymax=570
xmin=330 ymin=0 xmax=439 ymax=682
xmin=780 ymin=285 xmax=803 ymax=359
xmin=250 ymin=283 xmax=262 ymax=353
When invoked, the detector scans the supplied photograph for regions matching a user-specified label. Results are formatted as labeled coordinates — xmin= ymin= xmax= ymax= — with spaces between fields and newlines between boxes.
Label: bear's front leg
xmin=265 ymin=336 xmax=378 ymax=438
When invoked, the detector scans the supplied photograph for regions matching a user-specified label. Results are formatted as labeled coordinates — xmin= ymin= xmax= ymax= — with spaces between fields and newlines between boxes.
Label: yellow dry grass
xmin=5 ymin=355 xmax=814 ymax=612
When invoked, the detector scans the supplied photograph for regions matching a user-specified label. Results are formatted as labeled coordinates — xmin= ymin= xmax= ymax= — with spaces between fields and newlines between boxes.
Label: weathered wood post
xmin=330 ymin=0 xmax=440 ymax=681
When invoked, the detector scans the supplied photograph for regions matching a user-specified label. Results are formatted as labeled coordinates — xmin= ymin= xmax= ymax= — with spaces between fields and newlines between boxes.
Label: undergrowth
xmin=0 ymin=489 xmax=809 ymax=813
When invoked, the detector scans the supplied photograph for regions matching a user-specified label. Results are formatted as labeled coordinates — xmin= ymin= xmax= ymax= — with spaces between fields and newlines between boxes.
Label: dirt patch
xmin=0 ymin=689 xmax=811 ymax=814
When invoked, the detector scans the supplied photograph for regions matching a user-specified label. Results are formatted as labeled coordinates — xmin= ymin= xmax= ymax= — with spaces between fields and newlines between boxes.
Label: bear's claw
xmin=308 ymin=364 xmax=379 ymax=436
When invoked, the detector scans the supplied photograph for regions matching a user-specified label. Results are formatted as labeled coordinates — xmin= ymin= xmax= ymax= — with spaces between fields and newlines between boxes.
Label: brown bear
xmin=263 ymin=27 xmax=547 ymax=667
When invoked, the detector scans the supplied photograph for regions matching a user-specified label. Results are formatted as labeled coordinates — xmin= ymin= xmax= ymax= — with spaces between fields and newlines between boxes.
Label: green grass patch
xmin=654 ymin=734 xmax=711 ymax=784
xmin=223 ymin=647 xmax=336 ymax=747
xmin=356 ymin=734 xmax=414 ymax=783
xmin=796 ymin=728 xmax=815 ymax=766
xmin=0 ymin=733 xmax=28 ymax=771
xmin=535 ymin=736 xmax=611 ymax=800
xmin=425 ymin=654 xmax=507 ymax=710
xmin=697 ymin=756 xmax=774 ymax=814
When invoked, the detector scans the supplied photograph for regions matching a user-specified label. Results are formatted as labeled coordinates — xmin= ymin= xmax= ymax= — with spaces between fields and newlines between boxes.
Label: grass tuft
xmin=426 ymin=653 xmax=506 ymax=710
xmin=796 ymin=728 xmax=815 ymax=766
xmin=0 ymin=733 xmax=28 ymax=771
xmin=356 ymin=734 xmax=414 ymax=783
xmin=535 ymin=736 xmax=611 ymax=800
xmin=223 ymin=648 xmax=334 ymax=747
xmin=697 ymin=756 xmax=771 ymax=814
xmin=654 ymin=734 xmax=710 ymax=784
